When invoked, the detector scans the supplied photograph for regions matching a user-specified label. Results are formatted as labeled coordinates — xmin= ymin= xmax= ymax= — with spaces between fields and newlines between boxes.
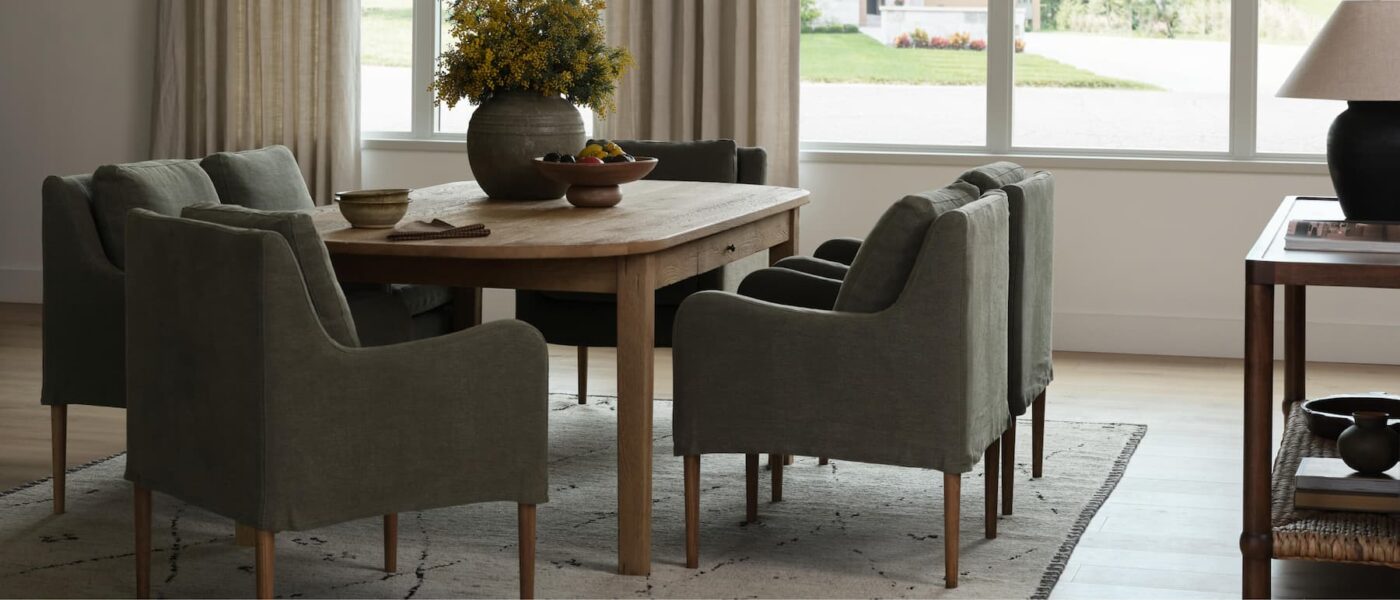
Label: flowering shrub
xmin=910 ymin=28 xmax=930 ymax=48
xmin=1014 ymin=37 xmax=1027 ymax=53
xmin=948 ymin=31 xmax=971 ymax=49
xmin=431 ymin=0 xmax=632 ymax=114
xmin=894 ymin=32 xmax=913 ymax=48
xmin=968 ymin=39 xmax=987 ymax=51
xmin=930 ymin=36 xmax=951 ymax=49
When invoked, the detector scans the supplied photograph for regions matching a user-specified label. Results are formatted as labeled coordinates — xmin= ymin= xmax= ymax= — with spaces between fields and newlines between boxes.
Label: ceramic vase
xmin=466 ymin=91 xmax=585 ymax=200
xmin=1338 ymin=410 xmax=1400 ymax=475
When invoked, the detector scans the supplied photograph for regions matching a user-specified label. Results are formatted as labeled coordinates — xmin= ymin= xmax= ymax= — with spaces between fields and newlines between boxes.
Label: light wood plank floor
xmin=2 ymin=302 xmax=1397 ymax=597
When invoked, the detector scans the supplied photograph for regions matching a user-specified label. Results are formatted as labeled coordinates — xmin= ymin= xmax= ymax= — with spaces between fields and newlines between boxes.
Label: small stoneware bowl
xmin=1301 ymin=393 xmax=1400 ymax=439
xmin=534 ymin=157 xmax=658 ymax=207
xmin=335 ymin=188 xmax=411 ymax=228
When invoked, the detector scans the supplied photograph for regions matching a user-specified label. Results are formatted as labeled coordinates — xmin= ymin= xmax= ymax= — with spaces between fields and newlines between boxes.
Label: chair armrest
xmin=737 ymin=267 xmax=841 ymax=310
xmin=262 ymin=319 xmax=550 ymax=530
xmin=813 ymin=238 xmax=863 ymax=265
xmin=41 ymin=176 xmax=126 ymax=408
xmin=773 ymin=256 xmax=849 ymax=281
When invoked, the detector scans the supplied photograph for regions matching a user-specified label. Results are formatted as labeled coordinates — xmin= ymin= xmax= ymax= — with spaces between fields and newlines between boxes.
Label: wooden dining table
xmin=312 ymin=179 xmax=810 ymax=575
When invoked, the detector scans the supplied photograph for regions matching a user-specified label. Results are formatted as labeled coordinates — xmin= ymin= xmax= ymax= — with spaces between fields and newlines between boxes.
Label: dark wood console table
xmin=1243 ymin=196 xmax=1400 ymax=598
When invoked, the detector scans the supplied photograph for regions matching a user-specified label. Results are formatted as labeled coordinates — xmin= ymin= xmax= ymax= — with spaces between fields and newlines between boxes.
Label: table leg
xmin=1242 ymin=283 xmax=1273 ymax=599
xmin=770 ymin=208 xmax=800 ymax=266
xmin=452 ymin=287 xmax=483 ymax=330
xmin=1284 ymin=285 xmax=1305 ymax=419
xmin=616 ymin=254 xmax=656 ymax=576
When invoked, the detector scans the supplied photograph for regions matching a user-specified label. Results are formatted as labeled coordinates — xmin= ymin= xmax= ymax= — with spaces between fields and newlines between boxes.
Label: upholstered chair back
xmin=614 ymin=139 xmax=767 ymax=185
xmin=201 ymin=145 xmax=316 ymax=210
xmin=1003 ymin=172 xmax=1055 ymax=415
xmin=90 ymin=159 xmax=222 ymax=268
xmin=958 ymin=161 xmax=1026 ymax=194
xmin=834 ymin=181 xmax=982 ymax=314
xmin=181 ymin=204 xmax=360 ymax=347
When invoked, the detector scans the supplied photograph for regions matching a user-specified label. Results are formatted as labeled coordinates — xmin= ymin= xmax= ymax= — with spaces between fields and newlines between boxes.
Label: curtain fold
xmin=602 ymin=0 xmax=800 ymax=187
xmin=152 ymin=0 xmax=360 ymax=204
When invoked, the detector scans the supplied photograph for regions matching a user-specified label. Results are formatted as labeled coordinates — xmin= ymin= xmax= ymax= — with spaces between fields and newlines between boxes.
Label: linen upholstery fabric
xmin=200 ymin=145 xmax=315 ymax=210
xmin=736 ymin=268 xmax=841 ymax=311
xmin=957 ymin=162 xmax=1027 ymax=194
xmin=343 ymin=284 xmax=455 ymax=347
xmin=181 ymin=204 xmax=359 ymax=347
xmin=673 ymin=193 xmax=1011 ymax=473
xmin=40 ymin=175 xmax=126 ymax=409
xmin=1005 ymin=172 xmax=1056 ymax=416
xmin=834 ymin=181 xmax=982 ymax=314
xmin=123 ymin=210 xmax=549 ymax=531
xmin=601 ymin=0 xmax=799 ymax=187
xmin=513 ymin=141 xmax=769 ymax=348
xmin=813 ymin=238 xmax=863 ymax=265
xmin=772 ymin=256 xmax=849 ymax=281
xmin=90 ymin=159 xmax=220 ymax=268
xmin=151 ymin=0 xmax=360 ymax=204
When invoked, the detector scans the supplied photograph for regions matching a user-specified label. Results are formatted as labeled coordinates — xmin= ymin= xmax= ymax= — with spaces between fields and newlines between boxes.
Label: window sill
xmin=800 ymin=146 xmax=1329 ymax=176
xmin=361 ymin=137 xmax=1330 ymax=176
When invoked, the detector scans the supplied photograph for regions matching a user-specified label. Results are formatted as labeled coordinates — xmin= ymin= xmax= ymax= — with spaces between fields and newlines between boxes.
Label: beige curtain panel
xmin=151 ymin=0 xmax=360 ymax=204
xmin=602 ymin=0 xmax=800 ymax=187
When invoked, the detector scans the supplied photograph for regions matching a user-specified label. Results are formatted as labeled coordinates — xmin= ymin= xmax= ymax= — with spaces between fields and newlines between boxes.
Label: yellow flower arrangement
xmin=431 ymin=0 xmax=632 ymax=114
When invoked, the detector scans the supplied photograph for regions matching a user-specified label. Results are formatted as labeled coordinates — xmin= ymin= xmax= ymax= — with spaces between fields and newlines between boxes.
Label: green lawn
xmin=801 ymin=33 xmax=1158 ymax=89
xmin=362 ymin=0 xmax=412 ymax=68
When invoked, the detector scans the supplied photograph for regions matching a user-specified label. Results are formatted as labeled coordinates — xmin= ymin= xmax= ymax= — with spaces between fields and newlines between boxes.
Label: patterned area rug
xmin=0 ymin=395 xmax=1144 ymax=599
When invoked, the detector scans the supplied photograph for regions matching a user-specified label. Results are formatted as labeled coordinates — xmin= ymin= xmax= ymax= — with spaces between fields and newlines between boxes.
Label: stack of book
xmin=1294 ymin=457 xmax=1400 ymax=513
xmin=1285 ymin=219 xmax=1400 ymax=253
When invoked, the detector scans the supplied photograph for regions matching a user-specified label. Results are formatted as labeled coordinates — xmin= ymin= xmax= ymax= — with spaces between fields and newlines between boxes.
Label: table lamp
xmin=1277 ymin=0 xmax=1400 ymax=221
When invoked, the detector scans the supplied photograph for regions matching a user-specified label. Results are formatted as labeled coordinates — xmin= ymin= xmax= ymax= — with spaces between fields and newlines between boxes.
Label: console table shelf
xmin=1271 ymin=410 xmax=1400 ymax=567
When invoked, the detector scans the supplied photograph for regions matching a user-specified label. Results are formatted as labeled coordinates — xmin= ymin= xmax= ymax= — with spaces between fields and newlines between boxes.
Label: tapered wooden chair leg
xmin=235 ymin=523 xmax=257 ymax=546
xmin=818 ymin=457 xmax=829 ymax=465
xmin=383 ymin=514 xmax=398 ymax=572
xmin=985 ymin=439 xmax=999 ymax=540
xmin=1032 ymin=391 xmax=1046 ymax=478
xmin=944 ymin=473 xmax=960 ymax=589
xmin=771 ymin=455 xmax=784 ymax=502
xmin=577 ymin=346 xmax=587 ymax=404
xmin=519 ymin=503 xmax=536 ymax=599
xmin=784 ymin=454 xmax=793 ymax=466
xmin=745 ymin=453 xmax=759 ymax=523
xmin=134 ymin=485 xmax=151 ymax=598
xmin=254 ymin=529 xmax=274 ymax=600
xmin=1002 ymin=420 xmax=1016 ymax=515
xmin=52 ymin=405 xmax=66 ymax=515
xmin=684 ymin=455 xmax=700 ymax=568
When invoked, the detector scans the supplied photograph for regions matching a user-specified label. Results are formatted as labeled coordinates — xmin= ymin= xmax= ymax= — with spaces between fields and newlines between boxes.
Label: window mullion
xmin=1229 ymin=0 xmax=1258 ymax=159
xmin=986 ymin=0 xmax=1014 ymax=154
xmin=411 ymin=0 xmax=437 ymax=138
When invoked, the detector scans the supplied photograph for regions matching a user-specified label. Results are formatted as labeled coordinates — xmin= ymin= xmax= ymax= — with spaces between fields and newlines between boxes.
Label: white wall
xmin=0 ymin=0 xmax=157 ymax=302
xmin=363 ymin=147 xmax=1400 ymax=365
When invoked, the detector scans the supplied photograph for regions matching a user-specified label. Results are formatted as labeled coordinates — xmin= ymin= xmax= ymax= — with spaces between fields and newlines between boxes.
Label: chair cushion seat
xmin=391 ymin=284 xmax=452 ymax=316
xmin=92 ymin=159 xmax=221 ymax=268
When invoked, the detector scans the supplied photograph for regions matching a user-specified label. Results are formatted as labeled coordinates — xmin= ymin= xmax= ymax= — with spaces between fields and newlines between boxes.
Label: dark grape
xmin=543 ymin=152 xmax=560 ymax=162
xmin=558 ymin=154 xmax=576 ymax=163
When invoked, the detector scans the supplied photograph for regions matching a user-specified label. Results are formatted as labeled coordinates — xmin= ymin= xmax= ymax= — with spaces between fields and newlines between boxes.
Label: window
xmin=799 ymin=0 xmax=1337 ymax=160
xmin=360 ymin=0 xmax=592 ymax=139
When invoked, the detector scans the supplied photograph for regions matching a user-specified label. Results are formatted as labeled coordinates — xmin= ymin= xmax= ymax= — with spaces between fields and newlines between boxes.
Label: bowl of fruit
xmin=535 ymin=139 xmax=658 ymax=207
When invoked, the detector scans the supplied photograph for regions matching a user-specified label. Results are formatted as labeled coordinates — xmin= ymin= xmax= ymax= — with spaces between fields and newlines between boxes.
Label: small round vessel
xmin=534 ymin=157 xmax=658 ymax=207
xmin=1300 ymin=393 xmax=1400 ymax=439
xmin=334 ymin=188 xmax=411 ymax=228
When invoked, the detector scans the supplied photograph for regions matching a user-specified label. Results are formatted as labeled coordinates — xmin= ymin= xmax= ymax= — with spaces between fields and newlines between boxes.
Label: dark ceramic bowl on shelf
xmin=534 ymin=157 xmax=658 ymax=207
xmin=1300 ymin=393 xmax=1400 ymax=439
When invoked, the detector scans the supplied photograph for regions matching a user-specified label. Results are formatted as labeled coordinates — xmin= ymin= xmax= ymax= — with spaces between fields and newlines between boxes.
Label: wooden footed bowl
xmin=534 ymin=157 xmax=658 ymax=207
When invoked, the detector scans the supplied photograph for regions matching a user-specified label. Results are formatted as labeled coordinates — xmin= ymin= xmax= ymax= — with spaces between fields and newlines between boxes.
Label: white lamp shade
xmin=1277 ymin=0 xmax=1400 ymax=101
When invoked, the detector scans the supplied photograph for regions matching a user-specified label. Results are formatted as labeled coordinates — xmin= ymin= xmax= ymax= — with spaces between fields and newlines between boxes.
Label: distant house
xmin=812 ymin=0 xmax=1038 ymax=43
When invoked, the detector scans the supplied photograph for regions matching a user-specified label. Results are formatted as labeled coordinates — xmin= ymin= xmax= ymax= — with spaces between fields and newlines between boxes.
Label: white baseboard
xmin=0 ymin=267 xmax=41 ymax=304
xmin=1054 ymin=311 xmax=1400 ymax=365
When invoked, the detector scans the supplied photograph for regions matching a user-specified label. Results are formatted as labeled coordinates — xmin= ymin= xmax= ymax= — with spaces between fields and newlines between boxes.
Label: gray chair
xmin=40 ymin=159 xmax=222 ymax=514
xmin=125 ymin=206 xmax=548 ymax=599
xmin=513 ymin=139 xmax=767 ymax=402
xmin=200 ymin=145 xmax=456 ymax=346
xmin=672 ymin=185 xmax=1011 ymax=589
xmin=742 ymin=162 xmax=1056 ymax=514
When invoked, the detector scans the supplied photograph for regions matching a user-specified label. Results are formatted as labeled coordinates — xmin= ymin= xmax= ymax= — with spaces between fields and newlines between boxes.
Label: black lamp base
xmin=1328 ymin=101 xmax=1400 ymax=221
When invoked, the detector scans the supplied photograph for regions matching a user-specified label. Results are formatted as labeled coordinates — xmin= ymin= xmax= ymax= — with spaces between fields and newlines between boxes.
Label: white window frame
xmin=363 ymin=0 xmax=1327 ymax=172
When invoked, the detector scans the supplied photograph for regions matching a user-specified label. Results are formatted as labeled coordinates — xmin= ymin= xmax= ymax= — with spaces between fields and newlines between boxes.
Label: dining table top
xmin=313 ymin=179 xmax=810 ymax=260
